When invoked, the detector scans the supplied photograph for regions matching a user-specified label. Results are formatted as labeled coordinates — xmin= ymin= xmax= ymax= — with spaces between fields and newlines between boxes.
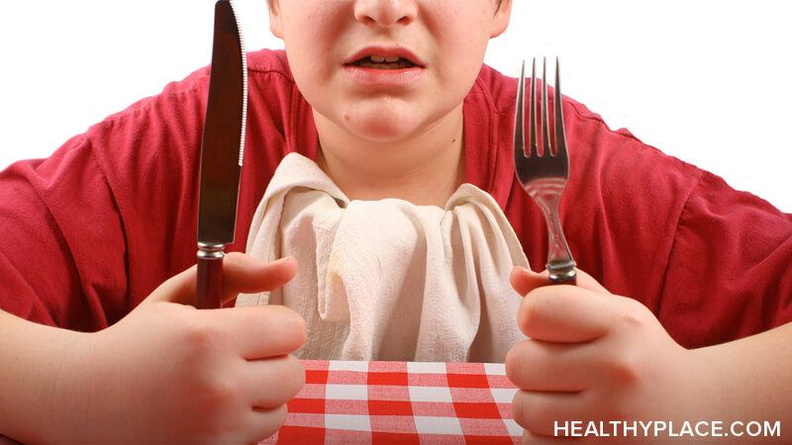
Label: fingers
xmin=145 ymin=254 xmax=297 ymax=306
xmin=512 ymin=390 xmax=589 ymax=438
xmin=220 ymin=253 xmax=297 ymax=299
xmin=246 ymin=405 xmax=288 ymax=443
xmin=238 ymin=356 xmax=304 ymax=443
xmin=505 ymin=339 xmax=592 ymax=392
xmin=142 ymin=263 xmax=197 ymax=305
xmin=510 ymin=266 xmax=611 ymax=297
xmin=510 ymin=266 xmax=549 ymax=296
xmin=205 ymin=305 xmax=307 ymax=359
xmin=142 ymin=255 xmax=306 ymax=359
xmin=522 ymin=430 xmax=586 ymax=444
xmin=245 ymin=355 xmax=305 ymax=408
xmin=569 ymin=268 xmax=611 ymax=294
xmin=517 ymin=284 xmax=620 ymax=343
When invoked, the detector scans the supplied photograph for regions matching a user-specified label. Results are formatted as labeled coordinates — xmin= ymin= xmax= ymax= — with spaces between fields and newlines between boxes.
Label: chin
xmin=345 ymin=114 xmax=423 ymax=143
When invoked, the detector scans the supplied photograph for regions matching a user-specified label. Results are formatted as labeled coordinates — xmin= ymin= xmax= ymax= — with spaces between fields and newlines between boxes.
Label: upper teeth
xmin=370 ymin=55 xmax=401 ymax=63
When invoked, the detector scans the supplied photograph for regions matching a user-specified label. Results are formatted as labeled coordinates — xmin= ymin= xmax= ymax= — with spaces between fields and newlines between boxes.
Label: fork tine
xmin=528 ymin=58 xmax=539 ymax=158
xmin=512 ymin=57 xmax=576 ymax=285
xmin=541 ymin=57 xmax=552 ymax=157
xmin=514 ymin=60 xmax=526 ymax=157
xmin=554 ymin=57 xmax=568 ymax=158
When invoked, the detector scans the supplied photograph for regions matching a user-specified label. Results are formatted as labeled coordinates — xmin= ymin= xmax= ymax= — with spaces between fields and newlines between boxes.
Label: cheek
xmin=437 ymin=10 xmax=496 ymax=66
xmin=279 ymin=2 xmax=344 ymax=55
xmin=281 ymin=27 xmax=337 ymax=94
xmin=438 ymin=34 xmax=490 ymax=93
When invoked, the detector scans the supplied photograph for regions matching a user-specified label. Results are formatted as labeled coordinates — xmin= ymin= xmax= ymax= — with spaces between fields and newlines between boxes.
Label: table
xmin=261 ymin=360 xmax=522 ymax=444
xmin=0 ymin=361 xmax=521 ymax=444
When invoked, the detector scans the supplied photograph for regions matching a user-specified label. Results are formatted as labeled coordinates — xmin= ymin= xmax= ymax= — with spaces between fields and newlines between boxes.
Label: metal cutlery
xmin=196 ymin=0 xmax=248 ymax=309
xmin=513 ymin=58 xmax=576 ymax=285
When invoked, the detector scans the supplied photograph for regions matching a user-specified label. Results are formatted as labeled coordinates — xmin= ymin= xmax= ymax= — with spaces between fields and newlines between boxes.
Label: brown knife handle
xmin=197 ymin=243 xmax=225 ymax=309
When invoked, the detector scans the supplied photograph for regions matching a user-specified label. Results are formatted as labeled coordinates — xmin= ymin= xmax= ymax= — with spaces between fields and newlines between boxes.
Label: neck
xmin=314 ymin=105 xmax=465 ymax=207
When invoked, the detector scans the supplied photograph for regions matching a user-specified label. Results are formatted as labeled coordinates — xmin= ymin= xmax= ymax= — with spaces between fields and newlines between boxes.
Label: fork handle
xmin=548 ymin=260 xmax=577 ymax=285
xmin=540 ymin=197 xmax=576 ymax=285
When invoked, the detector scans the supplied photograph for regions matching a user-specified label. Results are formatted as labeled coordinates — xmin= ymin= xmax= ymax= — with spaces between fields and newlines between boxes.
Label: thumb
xmin=143 ymin=253 xmax=298 ymax=306
xmin=509 ymin=266 xmax=547 ymax=297
xmin=510 ymin=265 xmax=611 ymax=296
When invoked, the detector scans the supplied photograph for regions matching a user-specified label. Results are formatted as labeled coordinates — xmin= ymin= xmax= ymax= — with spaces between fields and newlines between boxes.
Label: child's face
xmin=267 ymin=0 xmax=511 ymax=144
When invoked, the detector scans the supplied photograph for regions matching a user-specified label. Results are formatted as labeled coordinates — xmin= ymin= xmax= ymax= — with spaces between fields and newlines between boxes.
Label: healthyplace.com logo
xmin=554 ymin=420 xmax=782 ymax=439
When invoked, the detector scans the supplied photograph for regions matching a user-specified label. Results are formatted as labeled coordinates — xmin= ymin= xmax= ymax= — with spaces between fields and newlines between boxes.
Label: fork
xmin=513 ymin=57 xmax=577 ymax=285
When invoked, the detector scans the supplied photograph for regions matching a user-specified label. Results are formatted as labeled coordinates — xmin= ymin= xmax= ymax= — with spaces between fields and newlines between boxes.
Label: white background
xmin=1 ymin=0 xmax=790 ymax=211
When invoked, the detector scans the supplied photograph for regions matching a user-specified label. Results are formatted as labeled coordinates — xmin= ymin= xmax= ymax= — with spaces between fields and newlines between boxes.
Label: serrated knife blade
xmin=196 ymin=0 xmax=247 ymax=309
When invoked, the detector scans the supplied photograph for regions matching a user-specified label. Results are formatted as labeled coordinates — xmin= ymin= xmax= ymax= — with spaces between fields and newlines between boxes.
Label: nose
xmin=354 ymin=0 xmax=418 ymax=28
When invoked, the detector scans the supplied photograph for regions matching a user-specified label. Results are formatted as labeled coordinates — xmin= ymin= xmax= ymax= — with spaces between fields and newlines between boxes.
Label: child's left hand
xmin=505 ymin=267 xmax=709 ymax=442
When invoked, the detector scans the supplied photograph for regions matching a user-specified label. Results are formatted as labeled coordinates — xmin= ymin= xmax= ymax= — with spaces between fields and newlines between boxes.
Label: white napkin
xmin=238 ymin=153 xmax=529 ymax=362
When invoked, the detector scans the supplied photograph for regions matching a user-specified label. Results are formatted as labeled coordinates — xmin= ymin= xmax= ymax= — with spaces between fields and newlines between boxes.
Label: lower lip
xmin=343 ymin=65 xmax=425 ymax=89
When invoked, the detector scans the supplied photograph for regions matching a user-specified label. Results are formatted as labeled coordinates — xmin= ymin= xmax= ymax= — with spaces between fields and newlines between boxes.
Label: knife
xmin=196 ymin=0 xmax=248 ymax=309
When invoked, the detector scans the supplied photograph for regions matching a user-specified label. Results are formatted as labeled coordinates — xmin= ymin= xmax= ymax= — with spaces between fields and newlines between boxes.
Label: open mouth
xmin=349 ymin=55 xmax=418 ymax=70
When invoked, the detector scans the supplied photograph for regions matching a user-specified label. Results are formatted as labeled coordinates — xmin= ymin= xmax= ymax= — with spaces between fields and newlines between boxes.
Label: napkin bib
xmin=238 ymin=153 xmax=529 ymax=362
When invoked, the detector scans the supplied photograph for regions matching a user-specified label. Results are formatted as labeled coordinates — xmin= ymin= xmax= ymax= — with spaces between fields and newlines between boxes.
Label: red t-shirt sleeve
xmin=561 ymin=109 xmax=792 ymax=348
xmin=657 ymin=171 xmax=792 ymax=347
xmin=0 ymin=135 xmax=128 ymax=330
xmin=0 ymin=49 xmax=307 ymax=331
xmin=0 ymin=66 xmax=213 ymax=331
xmin=558 ymin=104 xmax=792 ymax=348
xmin=489 ymin=70 xmax=792 ymax=348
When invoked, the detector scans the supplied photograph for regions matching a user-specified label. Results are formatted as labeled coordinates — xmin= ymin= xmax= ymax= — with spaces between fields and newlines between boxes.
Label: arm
xmin=0 ymin=253 xmax=305 ymax=444
xmin=499 ymin=83 xmax=791 ymax=442
xmin=506 ymin=267 xmax=792 ymax=443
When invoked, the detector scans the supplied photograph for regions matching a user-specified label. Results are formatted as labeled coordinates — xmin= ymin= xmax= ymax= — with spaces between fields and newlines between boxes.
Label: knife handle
xmin=197 ymin=242 xmax=225 ymax=309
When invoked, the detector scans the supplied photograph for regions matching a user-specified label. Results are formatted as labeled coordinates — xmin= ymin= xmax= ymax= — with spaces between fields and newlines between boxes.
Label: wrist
xmin=689 ymin=328 xmax=792 ymax=425
xmin=0 ymin=311 xmax=90 ymax=442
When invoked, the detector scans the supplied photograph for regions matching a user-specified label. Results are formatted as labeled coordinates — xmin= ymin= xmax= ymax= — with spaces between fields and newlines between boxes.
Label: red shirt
xmin=1 ymin=49 xmax=790 ymax=348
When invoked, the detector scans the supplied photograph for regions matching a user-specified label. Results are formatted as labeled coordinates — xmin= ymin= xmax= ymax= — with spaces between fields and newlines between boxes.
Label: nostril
xmin=354 ymin=1 xmax=418 ymax=27
xmin=396 ymin=15 xmax=414 ymax=25
xmin=359 ymin=15 xmax=414 ymax=27
xmin=357 ymin=15 xmax=411 ymax=27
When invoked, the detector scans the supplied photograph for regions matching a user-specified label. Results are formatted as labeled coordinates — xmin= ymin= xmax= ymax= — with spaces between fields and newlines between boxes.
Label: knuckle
xmin=604 ymin=350 xmax=644 ymax=386
xmin=270 ymin=404 xmax=289 ymax=426
xmin=190 ymin=378 xmax=245 ymax=437
xmin=258 ymin=404 xmax=289 ymax=439
xmin=505 ymin=340 xmax=533 ymax=388
xmin=617 ymin=299 xmax=655 ymax=331
xmin=619 ymin=309 xmax=650 ymax=331
xmin=201 ymin=376 xmax=241 ymax=408
xmin=181 ymin=320 xmax=222 ymax=353
xmin=511 ymin=390 xmax=530 ymax=429
xmin=264 ymin=306 xmax=308 ymax=347
xmin=291 ymin=313 xmax=308 ymax=343
xmin=505 ymin=347 xmax=520 ymax=381
xmin=518 ymin=297 xmax=541 ymax=331
xmin=511 ymin=391 xmax=552 ymax=436
xmin=281 ymin=356 xmax=306 ymax=398
xmin=600 ymin=300 xmax=657 ymax=385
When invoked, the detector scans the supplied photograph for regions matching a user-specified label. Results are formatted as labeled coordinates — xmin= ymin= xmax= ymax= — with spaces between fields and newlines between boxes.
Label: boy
xmin=1 ymin=0 xmax=790 ymax=443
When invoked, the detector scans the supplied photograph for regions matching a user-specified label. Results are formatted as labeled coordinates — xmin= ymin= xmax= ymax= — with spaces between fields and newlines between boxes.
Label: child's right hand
xmin=46 ymin=253 xmax=305 ymax=443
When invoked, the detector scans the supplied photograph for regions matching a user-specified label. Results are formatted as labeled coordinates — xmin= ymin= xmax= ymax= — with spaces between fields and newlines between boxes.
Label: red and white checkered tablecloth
xmin=261 ymin=360 xmax=522 ymax=444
